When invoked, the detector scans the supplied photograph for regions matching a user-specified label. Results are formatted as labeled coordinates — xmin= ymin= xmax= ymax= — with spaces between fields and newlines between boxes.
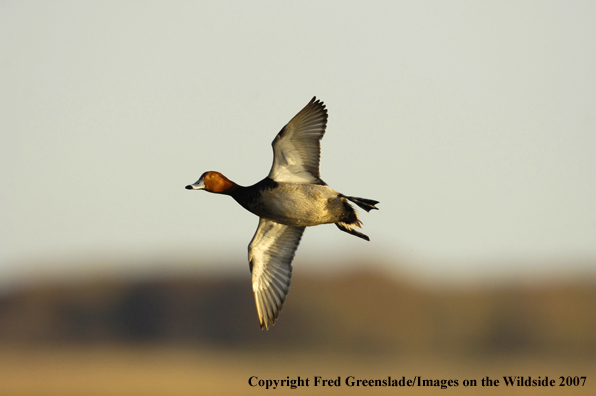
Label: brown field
xmin=0 ymin=346 xmax=594 ymax=396
xmin=1 ymin=264 xmax=594 ymax=395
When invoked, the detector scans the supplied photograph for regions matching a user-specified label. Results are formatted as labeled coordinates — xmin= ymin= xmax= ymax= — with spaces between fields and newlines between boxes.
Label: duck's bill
xmin=185 ymin=178 xmax=206 ymax=190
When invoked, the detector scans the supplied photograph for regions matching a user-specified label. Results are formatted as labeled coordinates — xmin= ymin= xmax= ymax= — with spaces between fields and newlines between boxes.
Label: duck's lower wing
xmin=248 ymin=218 xmax=305 ymax=330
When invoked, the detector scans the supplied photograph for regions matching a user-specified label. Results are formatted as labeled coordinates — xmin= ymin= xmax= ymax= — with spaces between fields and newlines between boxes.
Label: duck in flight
xmin=186 ymin=97 xmax=379 ymax=329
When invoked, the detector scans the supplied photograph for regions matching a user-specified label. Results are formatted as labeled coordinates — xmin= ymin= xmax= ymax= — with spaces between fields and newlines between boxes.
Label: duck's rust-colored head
xmin=185 ymin=171 xmax=238 ymax=194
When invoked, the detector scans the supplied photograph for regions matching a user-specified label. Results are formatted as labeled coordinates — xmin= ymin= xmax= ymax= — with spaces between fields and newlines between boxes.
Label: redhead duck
xmin=186 ymin=97 xmax=378 ymax=329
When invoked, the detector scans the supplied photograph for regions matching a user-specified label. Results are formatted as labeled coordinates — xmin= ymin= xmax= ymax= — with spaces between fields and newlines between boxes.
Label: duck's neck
xmin=218 ymin=181 xmax=241 ymax=196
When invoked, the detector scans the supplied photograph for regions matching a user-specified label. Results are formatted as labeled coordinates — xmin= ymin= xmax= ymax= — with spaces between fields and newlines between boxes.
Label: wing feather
xmin=268 ymin=97 xmax=328 ymax=184
xmin=248 ymin=218 xmax=305 ymax=329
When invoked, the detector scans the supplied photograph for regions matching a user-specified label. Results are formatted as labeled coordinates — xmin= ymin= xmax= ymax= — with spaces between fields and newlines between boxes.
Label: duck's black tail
xmin=345 ymin=196 xmax=379 ymax=212
xmin=334 ymin=195 xmax=379 ymax=241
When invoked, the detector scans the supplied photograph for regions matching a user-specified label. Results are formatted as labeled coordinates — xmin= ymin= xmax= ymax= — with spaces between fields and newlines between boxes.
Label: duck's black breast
xmin=230 ymin=177 xmax=279 ymax=215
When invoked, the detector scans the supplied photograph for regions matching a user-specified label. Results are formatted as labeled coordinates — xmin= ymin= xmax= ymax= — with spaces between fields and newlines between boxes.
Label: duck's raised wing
xmin=248 ymin=218 xmax=305 ymax=329
xmin=268 ymin=97 xmax=328 ymax=184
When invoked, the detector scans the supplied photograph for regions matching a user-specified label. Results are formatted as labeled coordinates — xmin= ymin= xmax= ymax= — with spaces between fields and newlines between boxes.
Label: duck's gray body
xmin=237 ymin=180 xmax=351 ymax=227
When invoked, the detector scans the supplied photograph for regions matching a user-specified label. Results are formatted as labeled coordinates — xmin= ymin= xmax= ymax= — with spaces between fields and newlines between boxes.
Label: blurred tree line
xmin=0 ymin=264 xmax=595 ymax=358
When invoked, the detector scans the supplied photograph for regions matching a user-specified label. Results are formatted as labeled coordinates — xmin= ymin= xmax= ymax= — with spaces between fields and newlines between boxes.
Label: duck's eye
xmin=208 ymin=174 xmax=215 ymax=179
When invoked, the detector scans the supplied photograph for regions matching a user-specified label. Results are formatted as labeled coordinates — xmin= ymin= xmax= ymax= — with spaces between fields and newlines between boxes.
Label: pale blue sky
xmin=1 ymin=1 xmax=595 ymax=286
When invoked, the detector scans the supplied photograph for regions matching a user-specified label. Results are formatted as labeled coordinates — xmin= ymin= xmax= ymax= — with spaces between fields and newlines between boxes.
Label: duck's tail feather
xmin=344 ymin=196 xmax=379 ymax=212
xmin=336 ymin=222 xmax=370 ymax=241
